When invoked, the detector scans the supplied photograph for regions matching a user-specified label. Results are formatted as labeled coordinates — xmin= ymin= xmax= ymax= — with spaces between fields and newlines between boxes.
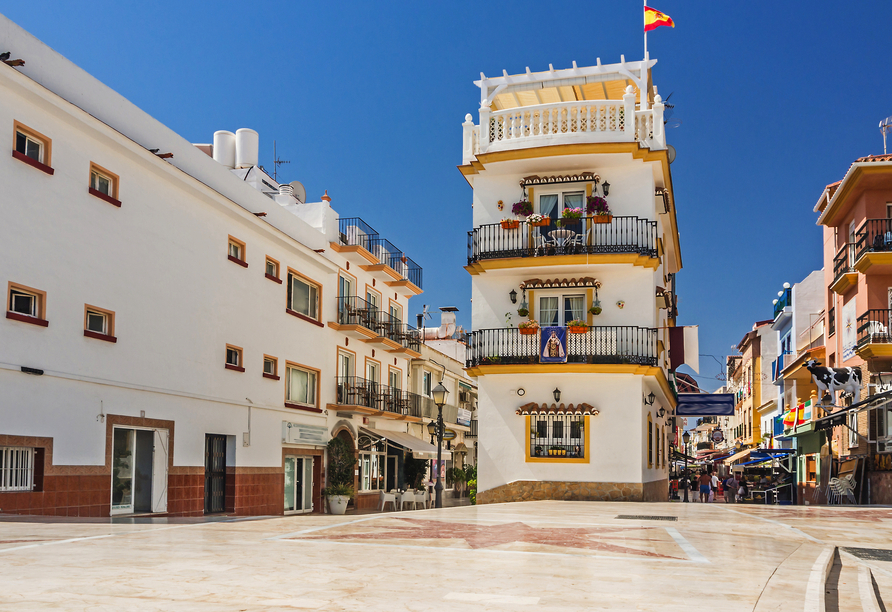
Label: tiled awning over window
xmin=520 ymin=277 xmax=602 ymax=290
xmin=515 ymin=402 xmax=599 ymax=416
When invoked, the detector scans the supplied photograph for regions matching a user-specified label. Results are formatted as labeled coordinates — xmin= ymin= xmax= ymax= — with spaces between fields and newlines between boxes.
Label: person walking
xmin=738 ymin=475 xmax=749 ymax=502
xmin=698 ymin=471 xmax=711 ymax=503
xmin=709 ymin=472 xmax=719 ymax=503
xmin=724 ymin=473 xmax=738 ymax=503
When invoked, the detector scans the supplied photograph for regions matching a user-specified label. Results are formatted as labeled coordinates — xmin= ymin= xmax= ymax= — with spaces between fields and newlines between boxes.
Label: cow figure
xmin=805 ymin=359 xmax=862 ymax=403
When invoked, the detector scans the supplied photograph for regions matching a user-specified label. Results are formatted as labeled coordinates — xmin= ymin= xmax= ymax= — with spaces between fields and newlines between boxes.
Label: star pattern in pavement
xmin=297 ymin=518 xmax=681 ymax=559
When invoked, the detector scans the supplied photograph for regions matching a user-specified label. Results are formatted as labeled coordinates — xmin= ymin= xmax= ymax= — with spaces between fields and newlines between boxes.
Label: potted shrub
xmin=511 ymin=200 xmax=533 ymax=218
xmin=324 ymin=437 xmax=356 ymax=515
xmin=321 ymin=483 xmax=353 ymax=515
xmin=518 ymin=319 xmax=539 ymax=335
xmin=567 ymin=319 xmax=588 ymax=334
xmin=500 ymin=218 xmax=520 ymax=230
xmin=527 ymin=213 xmax=549 ymax=227
xmin=556 ymin=207 xmax=583 ymax=227
xmin=586 ymin=195 xmax=612 ymax=223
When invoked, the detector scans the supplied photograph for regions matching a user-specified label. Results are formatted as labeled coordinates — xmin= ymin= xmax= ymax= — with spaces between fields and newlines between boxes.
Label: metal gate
xmin=204 ymin=434 xmax=226 ymax=514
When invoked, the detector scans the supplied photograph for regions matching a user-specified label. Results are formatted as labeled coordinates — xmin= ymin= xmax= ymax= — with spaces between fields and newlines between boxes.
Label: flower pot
xmin=568 ymin=326 xmax=588 ymax=334
xmin=531 ymin=219 xmax=550 ymax=227
xmin=591 ymin=215 xmax=613 ymax=224
xmin=589 ymin=307 xmax=602 ymax=315
xmin=500 ymin=220 xmax=520 ymax=230
xmin=327 ymin=495 xmax=349 ymax=515
xmin=517 ymin=308 xmax=529 ymax=317
xmin=519 ymin=327 xmax=538 ymax=335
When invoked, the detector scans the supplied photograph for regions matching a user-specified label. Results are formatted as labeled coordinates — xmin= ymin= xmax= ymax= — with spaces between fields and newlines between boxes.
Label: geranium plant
xmin=556 ymin=207 xmax=583 ymax=227
xmin=586 ymin=195 xmax=610 ymax=216
xmin=527 ymin=213 xmax=546 ymax=223
xmin=511 ymin=200 xmax=533 ymax=217
xmin=518 ymin=319 xmax=539 ymax=330
xmin=567 ymin=319 xmax=587 ymax=327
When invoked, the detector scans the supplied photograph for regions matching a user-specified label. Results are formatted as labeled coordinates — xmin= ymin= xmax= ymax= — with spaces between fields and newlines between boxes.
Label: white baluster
xmin=652 ymin=95 xmax=665 ymax=150
xmin=623 ymin=86 xmax=636 ymax=140
xmin=462 ymin=113 xmax=475 ymax=164
xmin=479 ymin=105 xmax=492 ymax=150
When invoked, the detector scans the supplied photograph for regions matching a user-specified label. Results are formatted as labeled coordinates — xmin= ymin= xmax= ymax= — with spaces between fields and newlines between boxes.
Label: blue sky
xmin=6 ymin=2 xmax=890 ymax=390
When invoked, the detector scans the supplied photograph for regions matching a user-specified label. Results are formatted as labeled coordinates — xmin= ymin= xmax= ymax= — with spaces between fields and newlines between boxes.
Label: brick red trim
xmin=265 ymin=273 xmax=283 ymax=284
xmin=6 ymin=311 xmax=49 ymax=327
xmin=84 ymin=330 xmax=117 ymax=343
xmin=225 ymin=363 xmax=245 ymax=372
xmin=88 ymin=187 xmax=122 ymax=207
xmin=12 ymin=150 xmax=54 ymax=175
xmin=285 ymin=308 xmax=324 ymax=327
xmin=285 ymin=402 xmax=323 ymax=413
xmin=228 ymin=255 xmax=248 ymax=268
xmin=263 ymin=372 xmax=280 ymax=380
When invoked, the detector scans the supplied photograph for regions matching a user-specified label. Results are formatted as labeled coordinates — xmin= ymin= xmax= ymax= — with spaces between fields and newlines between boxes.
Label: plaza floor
xmin=2 ymin=501 xmax=892 ymax=611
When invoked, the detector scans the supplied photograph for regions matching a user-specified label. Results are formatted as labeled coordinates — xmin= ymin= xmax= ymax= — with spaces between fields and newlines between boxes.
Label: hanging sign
xmin=711 ymin=429 xmax=724 ymax=443
xmin=540 ymin=326 xmax=568 ymax=363
xmin=443 ymin=429 xmax=457 ymax=441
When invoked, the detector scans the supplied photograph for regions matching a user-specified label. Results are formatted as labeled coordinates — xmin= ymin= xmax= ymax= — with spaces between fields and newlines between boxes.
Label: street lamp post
xmin=431 ymin=381 xmax=449 ymax=509
xmin=682 ymin=430 xmax=691 ymax=503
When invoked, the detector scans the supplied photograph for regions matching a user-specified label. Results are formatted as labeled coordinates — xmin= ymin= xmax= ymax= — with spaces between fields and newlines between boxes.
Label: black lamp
xmin=657 ymin=406 xmax=665 ymax=418
xmin=427 ymin=421 xmax=438 ymax=436
xmin=601 ymin=181 xmax=610 ymax=196
xmin=509 ymin=289 xmax=517 ymax=304
xmin=643 ymin=392 xmax=656 ymax=406
xmin=553 ymin=388 xmax=561 ymax=402
xmin=682 ymin=430 xmax=690 ymax=445
xmin=431 ymin=381 xmax=449 ymax=509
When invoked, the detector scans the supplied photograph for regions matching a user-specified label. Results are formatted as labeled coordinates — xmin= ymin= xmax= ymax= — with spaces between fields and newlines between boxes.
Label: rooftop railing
xmin=773 ymin=288 xmax=792 ymax=319
xmin=338 ymin=217 xmax=423 ymax=289
xmin=467 ymin=216 xmax=657 ymax=264
xmin=465 ymin=326 xmax=658 ymax=368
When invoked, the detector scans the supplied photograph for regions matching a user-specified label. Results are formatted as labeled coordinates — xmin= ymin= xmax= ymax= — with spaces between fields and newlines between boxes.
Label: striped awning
xmin=516 ymin=402 xmax=599 ymax=416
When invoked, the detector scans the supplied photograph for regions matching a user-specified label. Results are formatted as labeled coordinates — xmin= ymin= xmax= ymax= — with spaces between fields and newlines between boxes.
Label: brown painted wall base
xmin=869 ymin=472 xmax=892 ymax=505
xmin=477 ymin=479 xmax=669 ymax=504
xmin=227 ymin=467 xmax=284 ymax=516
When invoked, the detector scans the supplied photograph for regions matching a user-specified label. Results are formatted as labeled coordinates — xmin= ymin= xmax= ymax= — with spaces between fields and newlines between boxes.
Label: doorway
xmin=386 ymin=455 xmax=398 ymax=491
xmin=204 ymin=434 xmax=227 ymax=514
xmin=284 ymin=455 xmax=313 ymax=513
xmin=111 ymin=426 xmax=169 ymax=515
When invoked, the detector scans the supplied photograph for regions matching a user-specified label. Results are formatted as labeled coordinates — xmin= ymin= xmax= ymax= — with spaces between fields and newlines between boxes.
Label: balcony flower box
xmin=527 ymin=213 xmax=549 ymax=227
xmin=591 ymin=214 xmax=613 ymax=224
xmin=518 ymin=319 xmax=539 ymax=335
xmin=567 ymin=319 xmax=588 ymax=334
xmin=500 ymin=219 xmax=520 ymax=230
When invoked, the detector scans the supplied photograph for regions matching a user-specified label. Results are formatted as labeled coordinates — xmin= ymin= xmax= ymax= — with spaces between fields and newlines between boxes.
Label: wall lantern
xmin=601 ymin=181 xmax=610 ymax=196
xmin=553 ymin=388 xmax=561 ymax=402
xmin=643 ymin=392 xmax=656 ymax=406
xmin=509 ymin=289 xmax=518 ymax=304
xmin=657 ymin=407 xmax=665 ymax=418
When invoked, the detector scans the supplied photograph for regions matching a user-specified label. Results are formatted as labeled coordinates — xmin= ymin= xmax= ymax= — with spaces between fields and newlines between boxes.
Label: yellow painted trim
xmin=524 ymin=415 xmax=590 ymax=463
xmin=529 ymin=289 xmax=535 ymax=320
xmin=363 ymin=336 xmax=402 ymax=351
xmin=359 ymin=263 xmax=403 ymax=281
xmin=328 ymin=241 xmax=378 ymax=264
xmin=819 ymin=164 xmax=892 ymax=227
xmin=464 ymin=253 xmax=659 ymax=276
xmin=829 ymin=272 xmax=858 ymax=295
xmin=327 ymin=321 xmax=377 ymax=340
xmin=383 ymin=278 xmax=423 ymax=296
xmin=854 ymin=252 xmax=892 ymax=274
xmin=856 ymin=344 xmax=892 ymax=359
xmin=586 ymin=288 xmax=593 ymax=325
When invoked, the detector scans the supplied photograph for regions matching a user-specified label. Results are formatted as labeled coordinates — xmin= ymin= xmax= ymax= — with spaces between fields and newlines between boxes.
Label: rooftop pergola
xmin=475 ymin=57 xmax=657 ymax=112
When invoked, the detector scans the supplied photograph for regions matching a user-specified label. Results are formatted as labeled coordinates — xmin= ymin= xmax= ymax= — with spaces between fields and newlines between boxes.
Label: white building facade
xmin=461 ymin=57 xmax=683 ymax=503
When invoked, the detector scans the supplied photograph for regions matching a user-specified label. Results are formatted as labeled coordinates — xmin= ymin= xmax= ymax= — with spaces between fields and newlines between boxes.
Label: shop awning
xmin=676 ymin=393 xmax=735 ymax=416
xmin=361 ymin=427 xmax=451 ymax=461
xmin=814 ymin=411 xmax=848 ymax=432
xmin=723 ymin=449 xmax=752 ymax=465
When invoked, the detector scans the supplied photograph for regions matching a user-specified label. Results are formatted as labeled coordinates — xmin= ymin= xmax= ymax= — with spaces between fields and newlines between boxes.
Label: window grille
xmin=530 ymin=415 xmax=585 ymax=458
xmin=0 ymin=447 xmax=35 ymax=491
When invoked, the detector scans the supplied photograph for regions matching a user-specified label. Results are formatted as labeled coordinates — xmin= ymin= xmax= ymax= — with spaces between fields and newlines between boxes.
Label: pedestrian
xmin=738 ymin=475 xmax=749 ymax=502
xmin=724 ymin=473 xmax=738 ymax=503
xmin=709 ymin=472 xmax=719 ymax=503
xmin=698 ymin=471 xmax=711 ymax=503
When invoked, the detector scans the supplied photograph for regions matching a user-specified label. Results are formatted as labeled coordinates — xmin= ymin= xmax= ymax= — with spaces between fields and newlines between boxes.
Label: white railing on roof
xmin=462 ymin=87 xmax=666 ymax=164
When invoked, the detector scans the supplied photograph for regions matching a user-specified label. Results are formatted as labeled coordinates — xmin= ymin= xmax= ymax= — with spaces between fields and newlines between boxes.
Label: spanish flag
xmin=644 ymin=6 xmax=674 ymax=32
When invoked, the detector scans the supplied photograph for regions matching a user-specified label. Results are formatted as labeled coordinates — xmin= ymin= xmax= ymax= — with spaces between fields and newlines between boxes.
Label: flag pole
xmin=643 ymin=0 xmax=648 ymax=60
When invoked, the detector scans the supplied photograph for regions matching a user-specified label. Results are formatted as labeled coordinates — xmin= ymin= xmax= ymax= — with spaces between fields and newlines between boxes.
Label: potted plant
xmin=511 ymin=200 xmax=533 ymax=218
xmin=500 ymin=218 xmax=520 ymax=230
xmin=527 ymin=213 xmax=549 ymax=227
xmin=586 ymin=195 xmax=612 ymax=223
xmin=324 ymin=437 xmax=356 ymax=515
xmin=556 ymin=207 xmax=583 ymax=227
xmin=518 ymin=319 xmax=539 ymax=335
xmin=589 ymin=305 xmax=602 ymax=315
xmin=567 ymin=319 xmax=588 ymax=334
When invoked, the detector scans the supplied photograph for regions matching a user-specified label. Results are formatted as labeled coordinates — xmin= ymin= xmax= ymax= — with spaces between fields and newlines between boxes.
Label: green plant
xmin=326 ymin=436 xmax=356 ymax=489
xmin=518 ymin=319 xmax=539 ymax=330
xmin=589 ymin=306 xmax=602 ymax=315
xmin=505 ymin=312 xmax=513 ymax=327
xmin=464 ymin=464 xmax=477 ymax=482
xmin=469 ymin=479 xmax=477 ymax=505
xmin=321 ymin=483 xmax=353 ymax=497
xmin=567 ymin=319 xmax=587 ymax=327
xmin=517 ymin=307 xmax=529 ymax=317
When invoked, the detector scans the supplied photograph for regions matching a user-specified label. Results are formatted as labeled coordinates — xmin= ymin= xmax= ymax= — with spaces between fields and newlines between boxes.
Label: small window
xmin=0 ymin=447 xmax=35 ymax=492
xmin=423 ymin=371 xmax=432 ymax=396
xmin=7 ymin=282 xmax=46 ymax=324
xmin=83 ymin=305 xmax=115 ymax=340
xmin=266 ymin=258 xmax=278 ymax=278
xmin=288 ymin=272 xmax=320 ymax=320
xmin=89 ymin=163 xmax=119 ymax=203
xmin=286 ymin=364 xmax=318 ymax=407
xmin=263 ymin=356 xmax=278 ymax=378
xmin=225 ymin=345 xmax=243 ymax=371
xmin=14 ymin=122 xmax=50 ymax=166
xmin=228 ymin=238 xmax=244 ymax=261
xmin=9 ymin=288 xmax=37 ymax=317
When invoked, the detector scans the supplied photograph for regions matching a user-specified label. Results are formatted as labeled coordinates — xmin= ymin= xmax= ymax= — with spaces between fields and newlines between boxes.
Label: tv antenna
xmin=880 ymin=117 xmax=892 ymax=154
xmin=273 ymin=140 xmax=290 ymax=181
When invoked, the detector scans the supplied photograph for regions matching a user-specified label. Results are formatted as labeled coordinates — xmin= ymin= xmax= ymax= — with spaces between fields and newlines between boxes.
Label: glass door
xmin=111 ymin=428 xmax=135 ymax=514
xmin=284 ymin=456 xmax=314 ymax=514
xmin=563 ymin=295 xmax=585 ymax=325
xmin=539 ymin=296 xmax=559 ymax=327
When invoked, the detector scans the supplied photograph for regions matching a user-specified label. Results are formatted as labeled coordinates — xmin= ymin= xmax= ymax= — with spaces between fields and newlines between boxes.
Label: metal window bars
xmin=529 ymin=415 xmax=585 ymax=458
xmin=0 ymin=446 xmax=34 ymax=492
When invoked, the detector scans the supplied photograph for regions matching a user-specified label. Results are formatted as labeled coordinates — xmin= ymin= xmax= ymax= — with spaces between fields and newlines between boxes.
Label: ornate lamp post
xmin=682 ymin=430 xmax=691 ymax=503
xmin=431 ymin=381 xmax=449 ymax=508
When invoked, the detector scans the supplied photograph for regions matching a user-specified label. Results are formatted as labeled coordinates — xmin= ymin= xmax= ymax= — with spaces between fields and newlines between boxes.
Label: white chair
xmin=379 ymin=490 xmax=397 ymax=512
xmin=414 ymin=488 xmax=430 ymax=509
xmin=398 ymin=489 xmax=416 ymax=511
xmin=868 ymin=320 xmax=889 ymax=343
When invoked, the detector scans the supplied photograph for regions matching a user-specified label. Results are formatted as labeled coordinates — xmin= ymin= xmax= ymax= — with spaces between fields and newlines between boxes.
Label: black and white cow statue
xmin=805 ymin=359 xmax=862 ymax=403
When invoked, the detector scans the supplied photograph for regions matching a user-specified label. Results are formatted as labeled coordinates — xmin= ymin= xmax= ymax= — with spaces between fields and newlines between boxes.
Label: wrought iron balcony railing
xmin=857 ymin=309 xmax=892 ymax=347
xmin=832 ymin=242 xmax=857 ymax=286
xmin=467 ymin=216 xmax=657 ymax=265
xmin=335 ymin=376 xmax=422 ymax=418
xmin=338 ymin=217 xmax=423 ymax=289
xmin=855 ymin=218 xmax=892 ymax=262
xmin=336 ymin=296 xmax=421 ymax=352
xmin=773 ymin=287 xmax=792 ymax=319
xmin=465 ymin=326 xmax=658 ymax=368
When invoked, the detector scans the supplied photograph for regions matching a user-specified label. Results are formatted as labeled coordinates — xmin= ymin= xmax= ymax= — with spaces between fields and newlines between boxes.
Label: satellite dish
xmin=667 ymin=145 xmax=676 ymax=164
xmin=289 ymin=181 xmax=307 ymax=204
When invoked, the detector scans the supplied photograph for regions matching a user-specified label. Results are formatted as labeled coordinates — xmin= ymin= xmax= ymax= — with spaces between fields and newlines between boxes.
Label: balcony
xmin=467 ymin=216 xmax=658 ymax=272
xmin=854 ymin=219 xmax=892 ymax=275
xmin=332 ymin=217 xmax=422 ymax=293
xmin=330 ymin=296 xmax=422 ymax=357
xmin=831 ymin=242 xmax=858 ymax=294
xmin=856 ymin=309 xmax=892 ymax=359
xmin=771 ymin=351 xmax=792 ymax=384
xmin=773 ymin=287 xmax=792 ymax=320
xmin=465 ymin=326 xmax=658 ymax=369
xmin=332 ymin=376 xmax=422 ymax=422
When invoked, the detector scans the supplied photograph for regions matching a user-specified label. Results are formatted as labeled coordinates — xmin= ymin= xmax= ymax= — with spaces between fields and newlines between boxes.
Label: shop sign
xmin=456 ymin=408 xmax=472 ymax=427
xmin=711 ymin=429 xmax=724 ymax=443
xmin=874 ymin=454 xmax=892 ymax=472
xmin=443 ymin=428 xmax=457 ymax=441
xmin=282 ymin=421 xmax=327 ymax=445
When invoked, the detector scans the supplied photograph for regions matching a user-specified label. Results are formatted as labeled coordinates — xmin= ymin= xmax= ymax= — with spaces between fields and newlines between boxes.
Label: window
xmin=538 ymin=294 xmax=586 ymax=326
xmin=287 ymin=271 xmax=320 ymax=320
xmin=228 ymin=236 xmax=247 ymax=267
xmin=225 ymin=345 xmax=244 ymax=372
xmin=7 ymin=282 xmax=47 ymax=326
xmin=390 ymin=302 xmax=402 ymax=325
xmin=265 ymin=257 xmax=280 ymax=282
xmin=13 ymin=122 xmax=52 ymax=173
xmin=0 ymin=447 xmax=34 ymax=492
xmin=263 ymin=355 xmax=279 ymax=380
xmin=84 ymin=305 xmax=115 ymax=341
xmin=647 ymin=414 xmax=653 ymax=467
xmin=388 ymin=368 xmax=401 ymax=391
xmin=829 ymin=307 xmax=836 ymax=336
xmin=286 ymin=363 xmax=318 ymax=408
xmin=538 ymin=189 xmax=586 ymax=222
xmin=529 ymin=415 xmax=585 ymax=458
xmin=88 ymin=163 xmax=120 ymax=205
xmin=338 ymin=350 xmax=355 ymax=379
xmin=358 ymin=434 xmax=386 ymax=491
xmin=423 ymin=371 xmax=432 ymax=397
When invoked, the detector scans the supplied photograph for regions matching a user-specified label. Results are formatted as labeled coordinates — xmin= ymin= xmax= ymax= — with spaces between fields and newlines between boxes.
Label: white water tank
xmin=235 ymin=128 xmax=259 ymax=169
xmin=212 ymin=130 xmax=236 ymax=168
